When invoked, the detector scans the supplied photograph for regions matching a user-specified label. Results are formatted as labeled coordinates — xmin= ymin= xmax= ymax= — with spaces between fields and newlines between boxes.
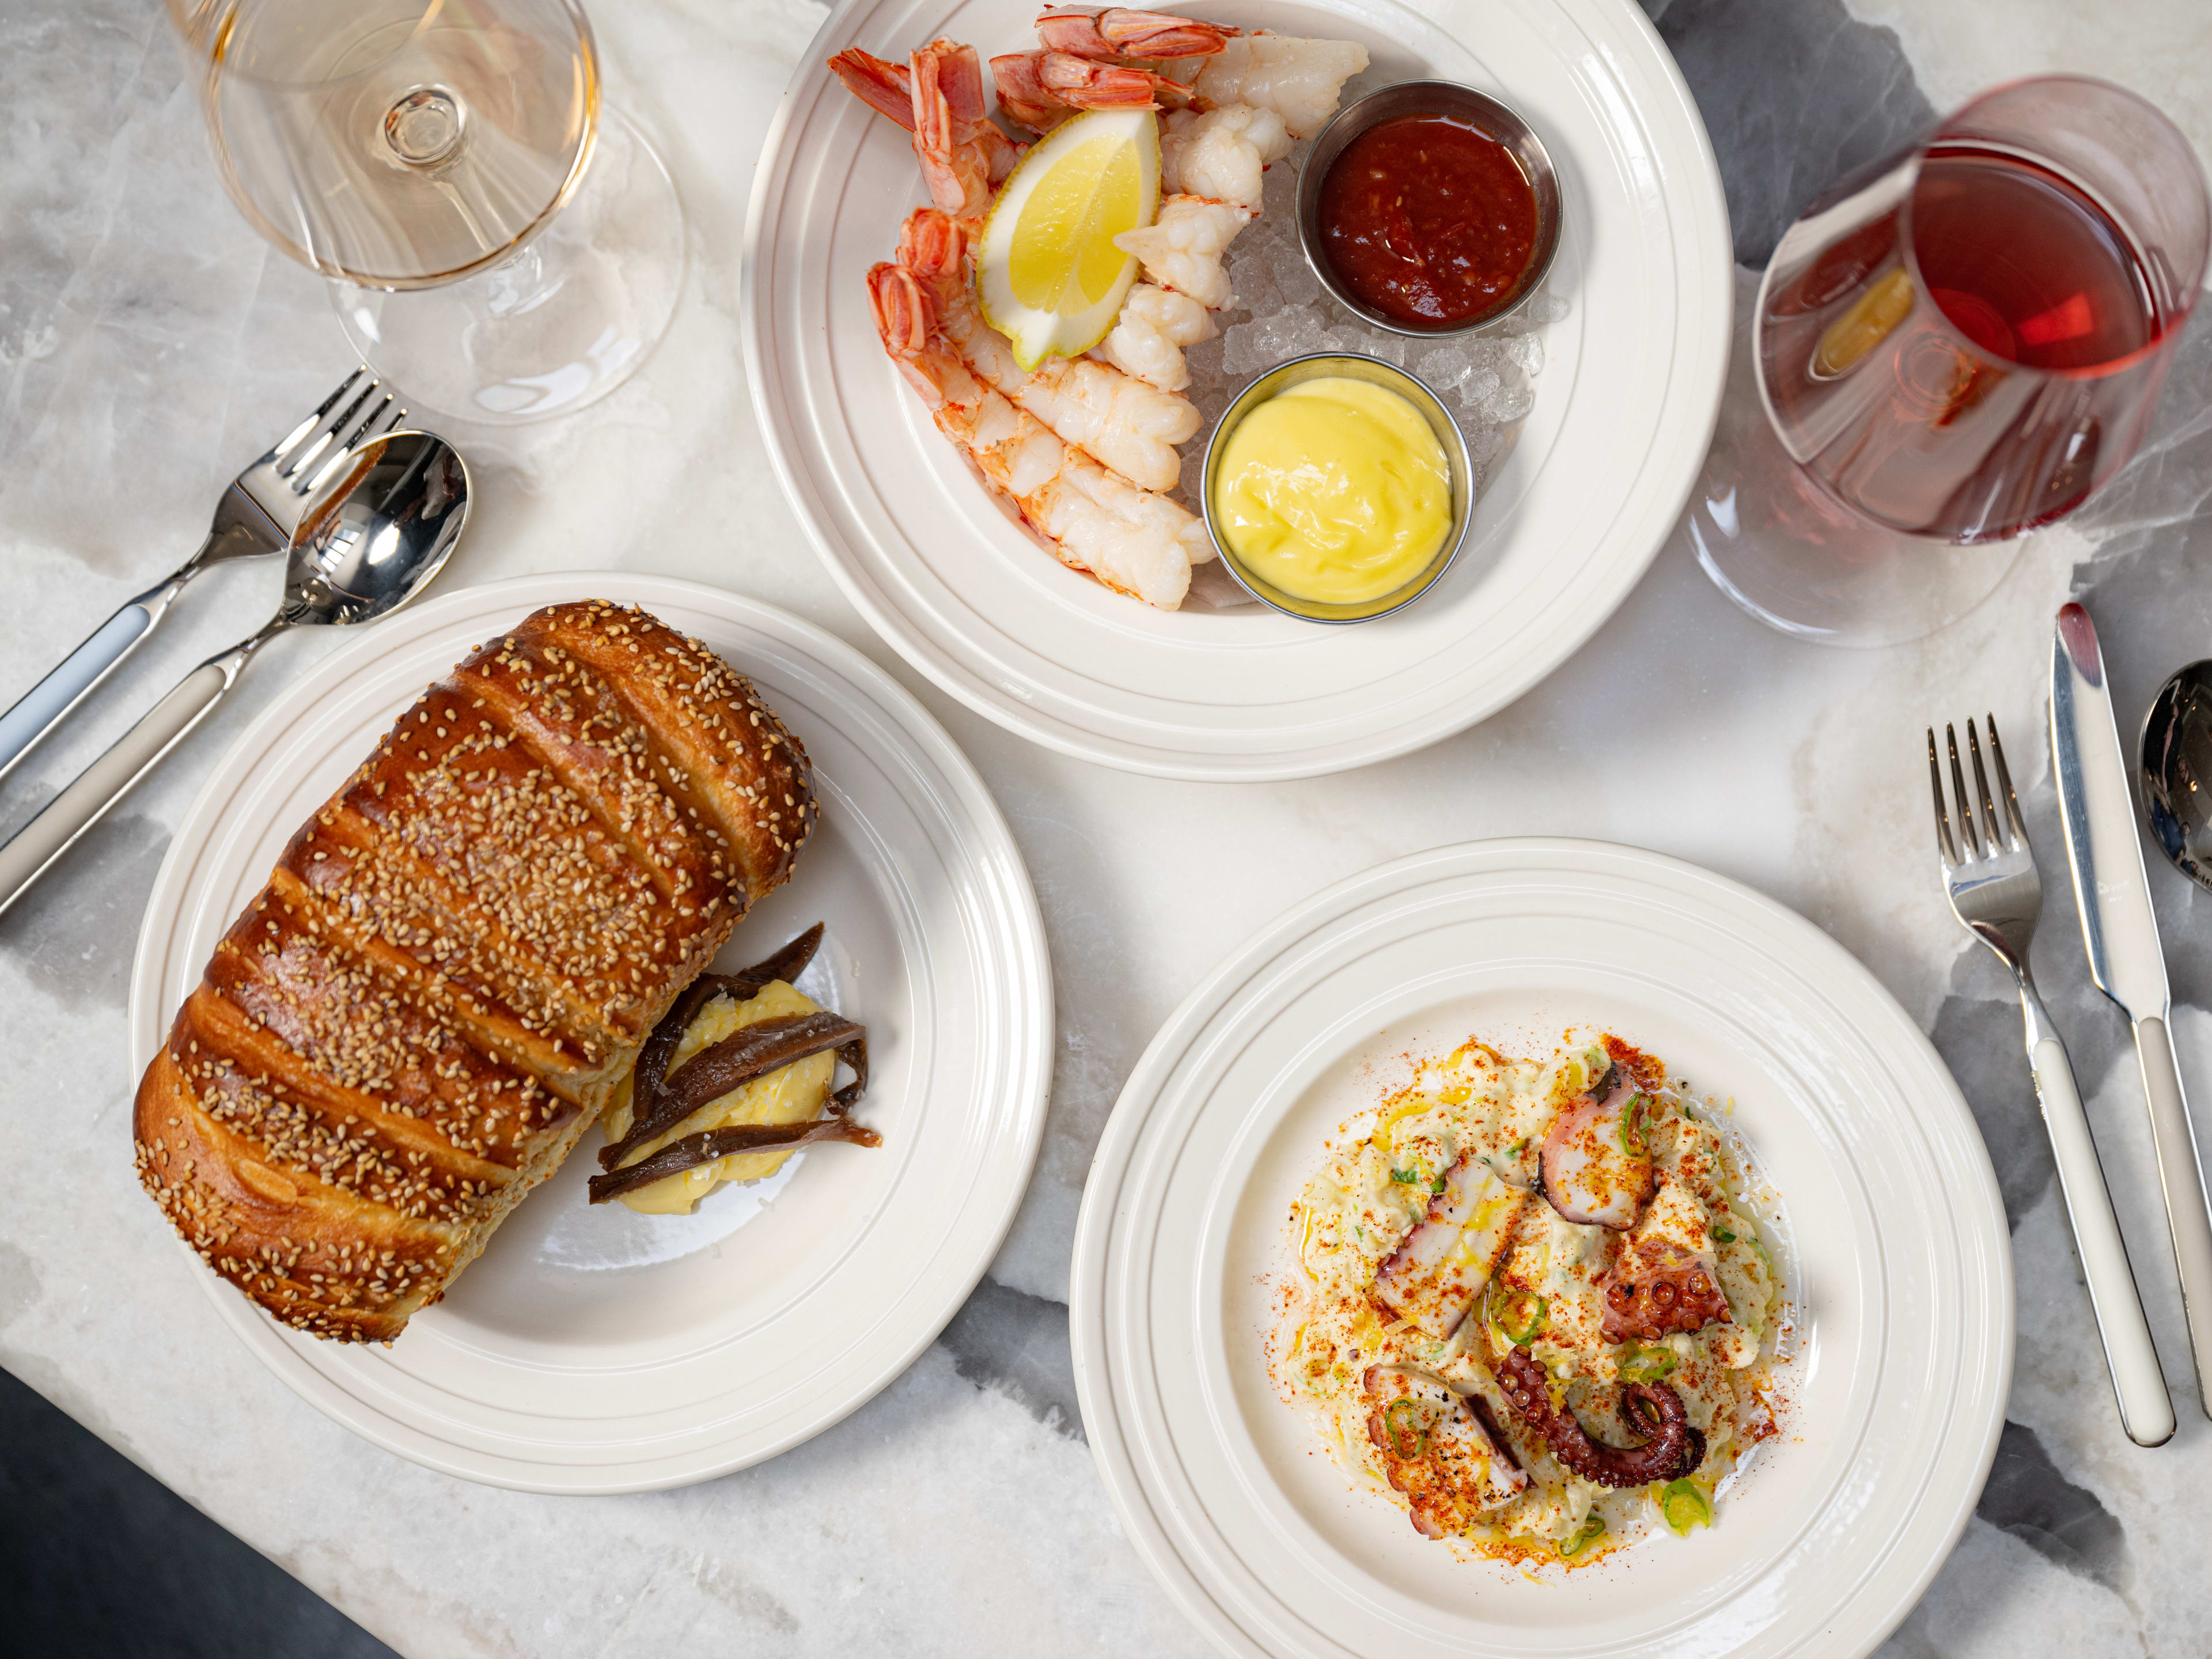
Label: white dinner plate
xmin=127 ymin=573 xmax=1053 ymax=1494
xmin=743 ymin=0 xmax=1730 ymax=780
xmin=1071 ymin=839 xmax=2011 ymax=1658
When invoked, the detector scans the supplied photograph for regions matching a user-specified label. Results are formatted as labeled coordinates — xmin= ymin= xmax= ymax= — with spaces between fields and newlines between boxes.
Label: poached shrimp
xmin=901 ymin=209 xmax=1200 ymax=492
xmin=1191 ymin=35 xmax=1370 ymax=138
xmin=869 ymin=261 xmax=1210 ymax=608
xmin=1113 ymin=194 xmax=1253 ymax=311
xmin=1094 ymin=283 xmax=1216 ymax=392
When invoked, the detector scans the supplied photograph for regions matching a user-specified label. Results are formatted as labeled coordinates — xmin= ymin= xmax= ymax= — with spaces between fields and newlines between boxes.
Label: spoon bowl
xmin=281 ymin=430 xmax=471 ymax=628
xmin=2140 ymin=658 xmax=2212 ymax=888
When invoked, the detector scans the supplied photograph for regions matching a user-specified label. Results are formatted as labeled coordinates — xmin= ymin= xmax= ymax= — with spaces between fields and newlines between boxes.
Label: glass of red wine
xmin=1688 ymin=76 xmax=2208 ymax=646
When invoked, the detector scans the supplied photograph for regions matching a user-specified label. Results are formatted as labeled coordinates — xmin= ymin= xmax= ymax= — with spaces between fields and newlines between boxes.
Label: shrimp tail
xmin=828 ymin=48 xmax=915 ymax=130
xmin=1036 ymin=6 xmax=1238 ymax=60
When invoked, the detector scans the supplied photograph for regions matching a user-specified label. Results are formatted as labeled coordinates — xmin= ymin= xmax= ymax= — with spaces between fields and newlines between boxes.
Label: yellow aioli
xmin=1212 ymin=376 xmax=1452 ymax=605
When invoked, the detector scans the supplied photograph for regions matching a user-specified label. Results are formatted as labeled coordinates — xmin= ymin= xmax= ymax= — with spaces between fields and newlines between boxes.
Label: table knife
xmin=2052 ymin=601 xmax=2212 ymax=1419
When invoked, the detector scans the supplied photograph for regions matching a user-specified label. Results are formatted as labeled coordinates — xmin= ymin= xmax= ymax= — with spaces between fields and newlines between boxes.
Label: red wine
xmin=1912 ymin=146 xmax=2158 ymax=370
xmin=1759 ymin=141 xmax=2176 ymax=541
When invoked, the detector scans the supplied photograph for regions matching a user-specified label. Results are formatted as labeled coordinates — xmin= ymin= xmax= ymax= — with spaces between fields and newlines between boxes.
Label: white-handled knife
xmin=2052 ymin=601 xmax=2212 ymax=1419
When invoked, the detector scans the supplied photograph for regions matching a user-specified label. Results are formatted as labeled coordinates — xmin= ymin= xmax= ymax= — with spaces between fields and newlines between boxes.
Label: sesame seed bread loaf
xmin=132 ymin=600 xmax=816 ymax=1342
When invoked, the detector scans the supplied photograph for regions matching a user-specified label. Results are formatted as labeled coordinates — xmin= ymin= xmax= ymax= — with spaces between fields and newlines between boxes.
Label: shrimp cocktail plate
xmin=745 ymin=0 xmax=1732 ymax=779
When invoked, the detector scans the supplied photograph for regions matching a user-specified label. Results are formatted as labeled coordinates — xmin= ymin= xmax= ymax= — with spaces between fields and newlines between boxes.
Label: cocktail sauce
xmin=1317 ymin=114 xmax=1539 ymax=327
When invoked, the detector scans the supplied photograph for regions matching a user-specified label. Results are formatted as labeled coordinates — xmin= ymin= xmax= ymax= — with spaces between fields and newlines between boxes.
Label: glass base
xmin=1687 ymin=308 xmax=2024 ymax=649
xmin=331 ymin=104 xmax=685 ymax=425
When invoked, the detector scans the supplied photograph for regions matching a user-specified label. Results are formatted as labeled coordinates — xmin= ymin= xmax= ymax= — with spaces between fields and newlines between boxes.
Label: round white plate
xmin=743 ymin=0 xmax=1730 ymax=780
xmin=1071 ymin=839 xmax=2011 ymax=1658
xmin=128 ymin=572 xmax=1054 ymax=1494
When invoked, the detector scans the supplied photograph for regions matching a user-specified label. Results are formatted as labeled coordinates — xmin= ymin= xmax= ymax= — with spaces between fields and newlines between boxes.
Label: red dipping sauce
xmin=1317 ymin=113 xmax=1539 ymax=327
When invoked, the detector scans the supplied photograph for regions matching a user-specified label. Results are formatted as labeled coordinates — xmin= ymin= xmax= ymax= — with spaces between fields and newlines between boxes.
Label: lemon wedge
xmin=977 ymin=108 xmax=1160 ymax=370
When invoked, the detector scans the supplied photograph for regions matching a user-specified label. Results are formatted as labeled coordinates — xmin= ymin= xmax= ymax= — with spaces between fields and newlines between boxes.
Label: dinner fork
xmin=0 ymin=368 xmax=404 ymax=785
xmin=1930 ymin=715 xmax=2176 ymax=1447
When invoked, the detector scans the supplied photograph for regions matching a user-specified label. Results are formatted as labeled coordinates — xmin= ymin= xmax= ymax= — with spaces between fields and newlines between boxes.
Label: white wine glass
xmin=172 ymin=0 xmax=685 ymax=423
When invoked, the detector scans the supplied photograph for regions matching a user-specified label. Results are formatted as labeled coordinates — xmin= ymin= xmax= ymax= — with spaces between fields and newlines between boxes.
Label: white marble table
xmin=4 ymin=0 xmax=2211 ymax=1653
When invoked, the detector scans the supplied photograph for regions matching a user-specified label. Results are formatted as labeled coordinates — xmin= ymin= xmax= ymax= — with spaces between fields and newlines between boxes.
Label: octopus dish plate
xmin=1071 ymin=839 xmax=2010 ymax=1658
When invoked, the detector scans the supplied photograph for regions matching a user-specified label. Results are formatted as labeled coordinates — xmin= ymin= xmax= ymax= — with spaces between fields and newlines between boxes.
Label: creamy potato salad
xmin=1270 ymin=1032 xmax=1787 ymax=1563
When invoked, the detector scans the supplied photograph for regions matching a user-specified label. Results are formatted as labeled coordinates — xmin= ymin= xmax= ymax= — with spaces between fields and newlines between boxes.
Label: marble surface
xmin=3 ymin=0 xmax=2211 ymax=1653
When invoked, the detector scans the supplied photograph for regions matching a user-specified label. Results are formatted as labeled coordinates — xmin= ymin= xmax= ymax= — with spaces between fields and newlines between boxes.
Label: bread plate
xmin=127 ymin=572 xmax=1052 ymax=1493
xmin=1070 ymin=839 xmax=2010 ymax=1657
xmin=744 ymin=0 xmax=1730 ymax=779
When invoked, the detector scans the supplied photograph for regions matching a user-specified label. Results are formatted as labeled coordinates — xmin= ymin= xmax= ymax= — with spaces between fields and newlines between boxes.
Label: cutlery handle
xmin=0 ymin=555 xmax=212 ymax=787
xmin=0 ymin=643 xmax=249 ymax=921
xmin=2030 ymin=1033 xmax=2176 ymax=1446
xmin=2132 ymin=1016 xmax=2212 ymax=1417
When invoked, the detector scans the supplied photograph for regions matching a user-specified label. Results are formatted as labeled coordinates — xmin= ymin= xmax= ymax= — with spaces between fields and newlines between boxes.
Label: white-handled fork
xmin=1930 ymin=715 xmax=2175 ymax=1447
xmin=0 ymin=368 xmax=403 ymax=785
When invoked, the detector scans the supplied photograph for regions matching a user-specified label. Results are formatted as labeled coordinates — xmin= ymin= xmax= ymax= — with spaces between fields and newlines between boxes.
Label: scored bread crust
xmin=132 ymin=600 xmax=815 ymax=1342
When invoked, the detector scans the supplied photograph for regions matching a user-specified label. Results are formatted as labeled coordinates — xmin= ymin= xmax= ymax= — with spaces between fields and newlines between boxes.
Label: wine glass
xmin=171 ymin=0 xmax=684 ymax=424
xmin=1687 ymin=77 xmax=2209 ymax=646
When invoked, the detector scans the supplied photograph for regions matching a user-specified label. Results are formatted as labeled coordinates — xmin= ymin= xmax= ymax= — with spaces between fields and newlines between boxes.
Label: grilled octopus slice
xmin=1494 ymin=1346 xmax=1705 ymax=1488
xmin=1370 ymin=1152 xmax=1529 ymax=1339
xmin=1362 ymin=1365 xmax=1527 ymax=1537
xmin=1539 ymin=1059 xmax=1654 ymax=1229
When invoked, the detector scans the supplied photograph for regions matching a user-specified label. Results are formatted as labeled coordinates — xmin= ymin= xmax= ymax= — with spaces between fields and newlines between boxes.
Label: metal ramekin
xmin=1200 ymin=352 xmax=1472 ymax=625
xmin=1296 ymin=80 xmax=1563 ymax=337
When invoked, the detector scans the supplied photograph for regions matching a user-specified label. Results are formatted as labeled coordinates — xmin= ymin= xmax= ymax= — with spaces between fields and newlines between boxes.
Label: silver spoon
xmin=2143 ymin=660 xmax=2212 ymax=888
xmin=0 ymin=430 xmax=470 ymax=919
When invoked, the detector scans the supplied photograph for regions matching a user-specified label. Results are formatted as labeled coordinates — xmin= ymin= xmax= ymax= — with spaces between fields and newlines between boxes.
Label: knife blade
xmin=2052 ymin=600 xmax=2212 ymax=1419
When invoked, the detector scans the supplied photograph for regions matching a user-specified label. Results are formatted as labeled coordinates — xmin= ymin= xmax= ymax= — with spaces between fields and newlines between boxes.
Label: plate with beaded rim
xmin=127 ymin=571 xmax=1054 ymax=1493
xmin=743 ymin=0 xmax=1730 ymax=779
xmin=1070 ymin=839 xmax=2011 ymax=1657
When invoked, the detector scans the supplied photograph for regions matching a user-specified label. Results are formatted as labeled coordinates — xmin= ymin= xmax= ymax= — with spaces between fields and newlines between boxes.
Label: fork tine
xmin=1946 ymin=722 xmax=1981 ymax=858
xmin=278 ymin=375 xmax=382 ymax=486
xmin=269 ymin=367 xmax=368 ymax=465
xmin=1928 ymin=728 xmax=1960 ymax=866
xmin=334 ymin=387 xmax=402 ymax=454
xmin=1986 ymin=713 xmax=2027 ymax=845
xmin=359 ymin=393 xmax=407 ymax=445
xmin=1966 ymin=718 xmax=2005 ymax=850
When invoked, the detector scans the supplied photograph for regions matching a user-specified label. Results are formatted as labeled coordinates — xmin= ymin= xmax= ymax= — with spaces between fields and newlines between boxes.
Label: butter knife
xmin=2052 ymin=601 xmax=2212 ymax=1419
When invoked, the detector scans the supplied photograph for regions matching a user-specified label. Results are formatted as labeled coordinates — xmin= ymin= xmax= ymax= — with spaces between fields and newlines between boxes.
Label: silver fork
xmin=1930 ymin=715 xmax=2175 ymax=1447
xmin=0 ymin=368 xmax=404 ymax=785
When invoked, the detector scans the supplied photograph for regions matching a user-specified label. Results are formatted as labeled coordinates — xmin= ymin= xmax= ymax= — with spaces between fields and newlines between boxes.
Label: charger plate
xmin=743 ymin=0 xmax=1730 ymax=779
xmin=127 ymin=573 xmax=1053 ymax=1493
xmin=1070 ymin=839 xmax=2011 ymax=1657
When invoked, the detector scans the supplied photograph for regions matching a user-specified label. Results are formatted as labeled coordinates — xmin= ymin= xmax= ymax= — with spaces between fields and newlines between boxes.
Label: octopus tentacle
xmin=1494 ymin=1347 xmax=1705 ymax=1489
xmin=1599 ymin=1239 xmax=1730 ymax=1343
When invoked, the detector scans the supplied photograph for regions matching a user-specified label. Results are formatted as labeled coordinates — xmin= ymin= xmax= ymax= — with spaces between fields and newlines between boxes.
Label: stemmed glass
xmin=1687 ymin=77 xmax=2209 ymax=646
xmin=169 ymin=0 xmax=684 ymax=423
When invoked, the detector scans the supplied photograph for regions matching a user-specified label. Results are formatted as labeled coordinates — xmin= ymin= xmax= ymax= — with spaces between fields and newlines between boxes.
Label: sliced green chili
xmin=1383 ymin=1397 xmax=1427 ymax=1460
xmin=1617 ymin=1342 xmax=1677 ymax=1383
xmin=1558 ymin=1513 xmax=1607 ymax=1559
xmin=1713 ymin=1224 xmax=1737 ymax=1244
xmin=1488 ymin=1283 xmax=1549 ymax=1346
xmin=1389 ymin=1168 xmax=1422 ymax=1185
xmin=1619 ymin=1094 xmax=1649 ymax=1157
xmin=1659 ymin=1478 xmax=1713 ymax=1536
